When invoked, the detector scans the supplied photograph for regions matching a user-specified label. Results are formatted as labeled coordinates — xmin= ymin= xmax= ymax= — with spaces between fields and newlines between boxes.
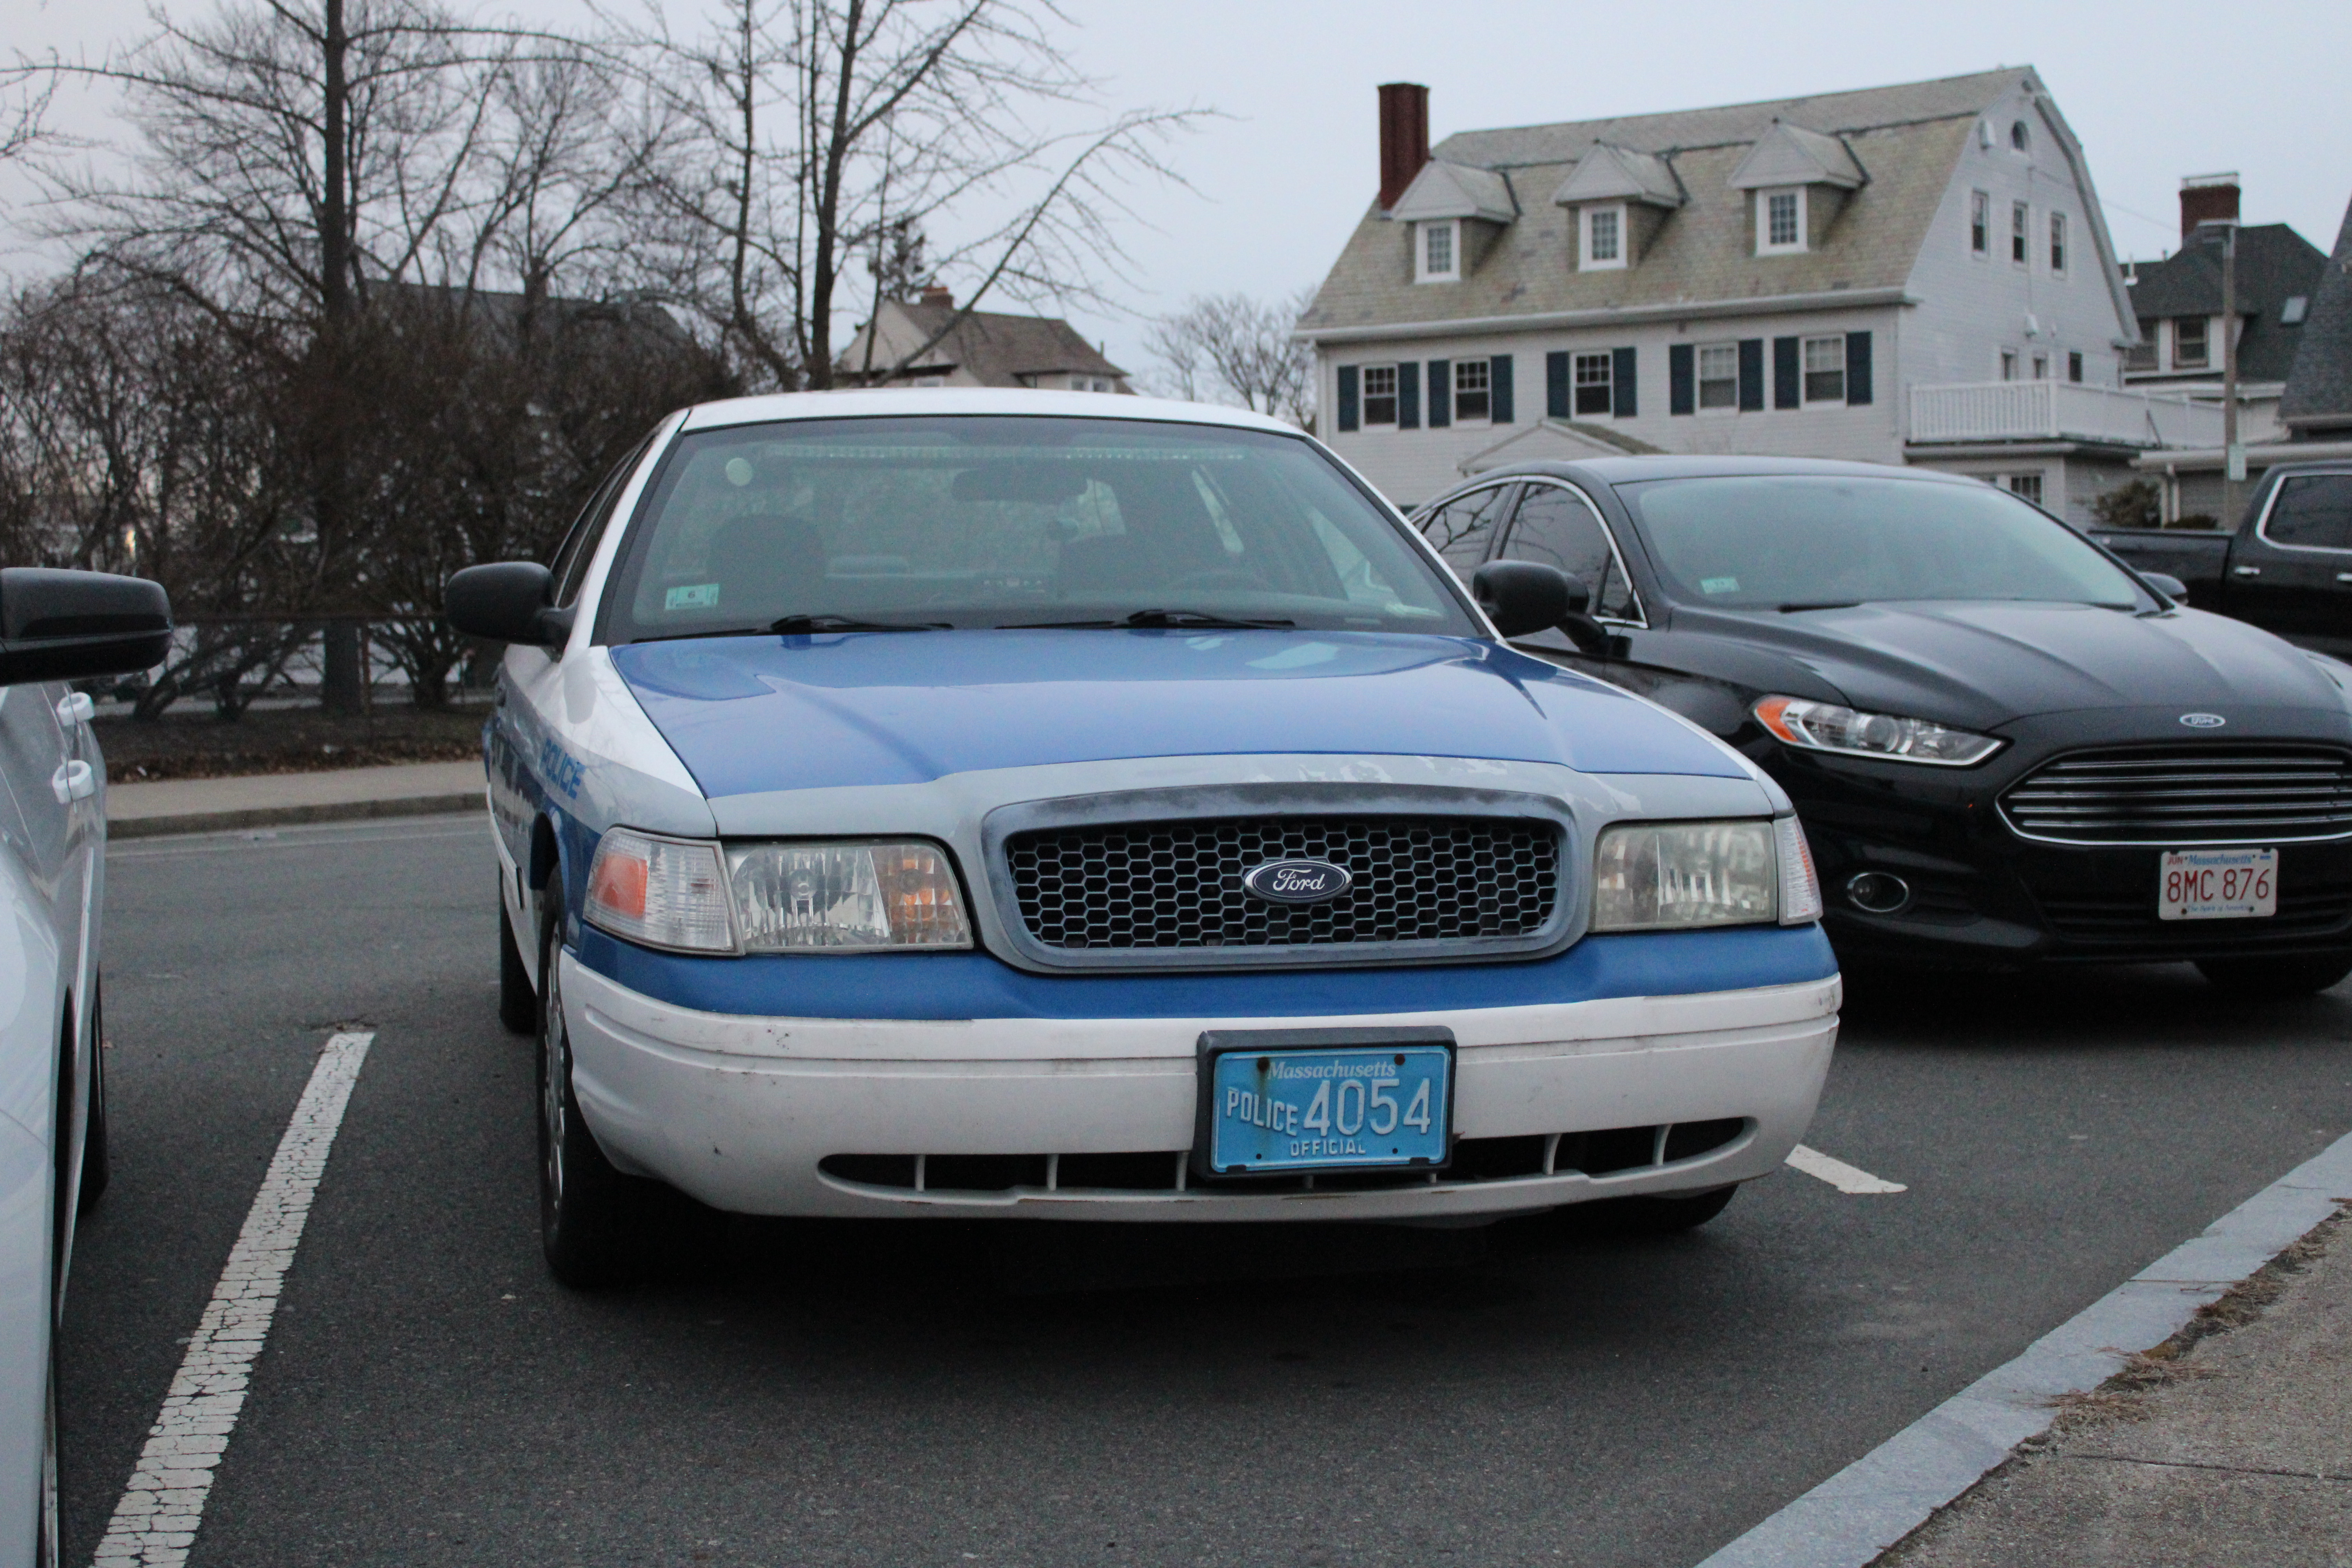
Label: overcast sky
xmin=13 ymin=0 xmax=2352 ymax=381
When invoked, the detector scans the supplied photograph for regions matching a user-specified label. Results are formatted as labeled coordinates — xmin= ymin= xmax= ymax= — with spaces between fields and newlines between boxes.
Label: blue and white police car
xmin=446 ymin=391 xmax=1840 ymax=1284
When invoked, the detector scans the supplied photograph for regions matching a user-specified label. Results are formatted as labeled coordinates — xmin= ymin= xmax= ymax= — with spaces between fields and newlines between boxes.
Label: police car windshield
xmin=1620 ymin=474 xmax=2147 ymax=611
xmin=599 ymin=416 xmax=1475 ymax=640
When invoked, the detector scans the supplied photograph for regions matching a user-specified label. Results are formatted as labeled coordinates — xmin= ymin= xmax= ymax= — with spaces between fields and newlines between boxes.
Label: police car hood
xmin=609 ymin=629 xmax=1745 ymax=799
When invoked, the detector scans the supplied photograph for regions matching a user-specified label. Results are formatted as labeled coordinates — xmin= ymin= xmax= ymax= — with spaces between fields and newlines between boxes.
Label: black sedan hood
xmin=1668 ymin=600 xmax=2352 ymax=730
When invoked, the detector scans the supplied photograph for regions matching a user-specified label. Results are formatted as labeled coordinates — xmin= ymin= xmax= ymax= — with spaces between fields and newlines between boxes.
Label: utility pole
xmin=2199 ymin=217 xmax=2244 ymax=530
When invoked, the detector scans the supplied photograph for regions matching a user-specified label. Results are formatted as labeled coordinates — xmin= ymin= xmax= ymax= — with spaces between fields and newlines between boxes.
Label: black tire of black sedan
xmin=79 ymin=977 xmax=110 ymax=1211
xmin=2194 ymin=953 xmax=2352 ymax=997
xmin=499 ymin=887 xmax=537 ymax=1035
xmin=536 ymin=889 xmax=642 ymax=1286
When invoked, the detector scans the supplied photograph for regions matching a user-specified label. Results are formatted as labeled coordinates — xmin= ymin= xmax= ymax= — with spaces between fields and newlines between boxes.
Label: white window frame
xmin=1758 ymin=187 xmax=1806 ymax=255
xmin=2003 ymin=471 xmax=2045 ymax=506
xmin=2011 ymin=200 xmax=2030 ymax=266
xmin=2172 ymin=317 xmax=2211 ymax=370
xmin=1970 ymin=189 xmax=1990 ymax=258
xmin=1571 ymin=352 xmax=1614 ymax=417
xmin=1580 ymin=203 xmax=1628 ymax=270
xmin=2000 ymin=348 xmax=2019 ymax=381
xmin=1416 ymin=220 xmax=1460 ymax=283
xmin=2032 ymin=352 xmax=2051 ymax=381
xmin=1696 ymin=341 xmax=1739 ymax=412
xmin=1801 ymin=334 xmax=1847 ymax=405
xmin=1361 ymin=364 xmax=1400 ymax=426
xmin=2048 ymin=210 xmax=2069 ymax=277
xmin=1452 ymin=359 xmax=1492 ymax=426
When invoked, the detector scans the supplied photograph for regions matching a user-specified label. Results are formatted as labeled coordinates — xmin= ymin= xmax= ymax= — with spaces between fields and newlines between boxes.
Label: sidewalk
xmin=105 ymin=759 xmax=485 ymax=839
xmin=1882 ymin=1207 xmax=2351 ymax=1566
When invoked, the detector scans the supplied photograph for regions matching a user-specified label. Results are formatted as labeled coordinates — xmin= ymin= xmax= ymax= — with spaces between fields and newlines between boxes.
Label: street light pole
xmin=2200 ymin=218 xmax=2244 ymax=528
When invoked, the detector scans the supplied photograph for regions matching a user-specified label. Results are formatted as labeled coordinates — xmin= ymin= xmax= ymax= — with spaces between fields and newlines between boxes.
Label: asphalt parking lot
xmin=60 ymin=815 xmax=2352 ymax=1568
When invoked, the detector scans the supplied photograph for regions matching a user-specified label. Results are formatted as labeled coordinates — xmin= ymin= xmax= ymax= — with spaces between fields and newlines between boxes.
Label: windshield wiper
xmin=1777 ymin=601 xmax=1862 ymax=613
xmin=768 ymin=614 xmax=948 ymax=634
xmin=999 ymin=608 xmax=1297 ymax=630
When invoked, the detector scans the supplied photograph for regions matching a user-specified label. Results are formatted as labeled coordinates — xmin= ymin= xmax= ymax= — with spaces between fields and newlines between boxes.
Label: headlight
xmin=726 ymin=840 xmax=971 ymax=951
xmin=584 ymin=829 xmax=737 ymax=953
xmin=1592 ymin=817 xmax=1820 ymax=931
xmin=1753 ymin=695 xmax=2003 ymax=767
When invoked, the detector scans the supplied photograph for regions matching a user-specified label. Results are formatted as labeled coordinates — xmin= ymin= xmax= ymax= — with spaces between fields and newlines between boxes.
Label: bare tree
xmin=616 ymin=0 xmax=1203 ymax=390
xmin=1144 ymin=286 xmax=1316 ymax=430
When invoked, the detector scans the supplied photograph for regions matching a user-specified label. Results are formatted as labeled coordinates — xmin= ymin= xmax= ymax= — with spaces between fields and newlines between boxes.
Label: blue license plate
xmin=1198 ymin=1033 xmax=1453 ymax=1176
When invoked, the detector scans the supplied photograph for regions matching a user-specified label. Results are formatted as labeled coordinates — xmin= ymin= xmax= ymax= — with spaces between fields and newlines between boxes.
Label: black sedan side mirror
xmin=446 ymin=563 xmax=572 ymax=647
xmin=0 ymin=568 xmax=173 ymax=685
xmin=1472 ymin=560 xmax=1613 ymax=655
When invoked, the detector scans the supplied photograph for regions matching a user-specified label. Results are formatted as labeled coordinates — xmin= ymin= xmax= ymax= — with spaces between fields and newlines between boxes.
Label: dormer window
xmin=1417 ymin=220 xmax=1460 ymax=283
xmin=1581 ymin=203 xmax=1627 ymax=270
xmin=1758 ymin=187 xmax=1806 ymax=254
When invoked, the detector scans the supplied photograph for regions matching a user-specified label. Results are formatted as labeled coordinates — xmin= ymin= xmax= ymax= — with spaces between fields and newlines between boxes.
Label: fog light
xmin=1845 ymin=871 xmax=1911 ymax=915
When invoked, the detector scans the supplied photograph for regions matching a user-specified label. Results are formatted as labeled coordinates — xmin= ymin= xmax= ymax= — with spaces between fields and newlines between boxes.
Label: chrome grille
xmin=1002 ymin=816 xmax=1561 ymax=951
xmin=2000 ymin=746 xmax=2352 ymax=844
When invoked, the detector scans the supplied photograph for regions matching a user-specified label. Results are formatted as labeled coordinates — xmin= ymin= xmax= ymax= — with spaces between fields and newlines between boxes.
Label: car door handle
xmin=2337 ymin=572 xmax=2352 ymax=584
xmin=2231 ymin=565 xmax=2261 ymax=577
xmin=51 ymin=761 xmax=93 ymax=803
xmin=54 ymin=692 xmax=94 ymax=727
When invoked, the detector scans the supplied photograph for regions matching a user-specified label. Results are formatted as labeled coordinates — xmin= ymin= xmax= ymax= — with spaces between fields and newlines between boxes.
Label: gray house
xmin=1301 ymin=70 xmax=2197 ymax=522
xmin=840 ymin=288 xmax=1132 ymax=393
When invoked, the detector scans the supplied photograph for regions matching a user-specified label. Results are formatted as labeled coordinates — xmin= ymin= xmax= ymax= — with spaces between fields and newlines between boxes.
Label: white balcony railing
xmin=1908 ymin=380 xmax=2228 ymax=448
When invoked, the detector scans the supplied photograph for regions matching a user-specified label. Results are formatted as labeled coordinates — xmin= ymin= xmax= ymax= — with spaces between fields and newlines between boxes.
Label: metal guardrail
xmin=1909 ymin=381 xmax=2229 ymax=448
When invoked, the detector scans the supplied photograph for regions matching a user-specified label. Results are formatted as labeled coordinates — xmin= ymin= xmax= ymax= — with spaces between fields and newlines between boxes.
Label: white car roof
xmin=676 ymin=387 xmax=1303 ymax=437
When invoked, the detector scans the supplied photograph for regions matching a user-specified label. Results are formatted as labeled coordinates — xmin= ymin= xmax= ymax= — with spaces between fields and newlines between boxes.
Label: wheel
xmin=498 ymin=886 xmax=536 ymax=1035
xmin=79 ymin=1001 xmax=108 ymax=1212
xmin=536 ymin=887 xmax=640 ymax=1286
xmin=1592 ymin=1185 xmax=1739 ymax=1236
xmin=2195 ymin=953 xmax=2352 ymax=996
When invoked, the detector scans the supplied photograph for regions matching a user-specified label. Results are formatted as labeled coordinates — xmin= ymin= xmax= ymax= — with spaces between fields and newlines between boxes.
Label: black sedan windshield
xmin=1619 ymin=475 xmax=2146 ymax=611
xmin=600 ymin=416 xmax=1475 ymax=641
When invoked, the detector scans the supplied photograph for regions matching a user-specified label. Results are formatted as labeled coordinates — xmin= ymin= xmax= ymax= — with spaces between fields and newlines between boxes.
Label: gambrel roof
xmin=1301 ymin=67 xmax=2131 ymax=343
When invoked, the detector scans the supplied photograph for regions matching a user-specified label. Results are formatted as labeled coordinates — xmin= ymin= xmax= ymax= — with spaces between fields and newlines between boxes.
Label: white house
xmin=1300 ymin=71 xmax=2214 ymax=523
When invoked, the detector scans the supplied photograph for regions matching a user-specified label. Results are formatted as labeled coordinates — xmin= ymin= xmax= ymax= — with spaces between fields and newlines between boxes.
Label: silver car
xmin=0 ymin=568 xmax=171 ymax=1566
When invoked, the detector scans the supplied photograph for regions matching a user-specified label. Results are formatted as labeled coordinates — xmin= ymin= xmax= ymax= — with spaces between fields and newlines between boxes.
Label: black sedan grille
xmin=1003 ymin=816 xmax=1561 ymax=951
xmin=2039 ymin=882 xmax=2352 ymax=945
xmin=2000 ymin=746 xmax=2352 ymax=845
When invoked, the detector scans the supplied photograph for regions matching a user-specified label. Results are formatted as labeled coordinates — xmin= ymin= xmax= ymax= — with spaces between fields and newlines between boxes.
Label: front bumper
xmin=561 ymin=956 xmax=1840 ymax=1222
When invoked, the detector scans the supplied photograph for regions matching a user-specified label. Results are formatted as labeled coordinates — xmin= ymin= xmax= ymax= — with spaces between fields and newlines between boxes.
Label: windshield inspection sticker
xmin=1700 ymin=575 xmax=1741 ymax=594
xmin=666 ymin=583 xmax=722 ymax=610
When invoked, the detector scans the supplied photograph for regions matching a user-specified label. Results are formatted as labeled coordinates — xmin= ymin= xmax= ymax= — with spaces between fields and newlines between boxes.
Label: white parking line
xmin=91 ymin=1031 xmax=375 ymax=1568
xmin=1786 ymin=1144 xmax=1908 ymax=1194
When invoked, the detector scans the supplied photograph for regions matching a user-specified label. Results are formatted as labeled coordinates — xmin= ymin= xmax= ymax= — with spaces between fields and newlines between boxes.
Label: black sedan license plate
xmin=2159 ymin=848 xmax=2277 ymax=920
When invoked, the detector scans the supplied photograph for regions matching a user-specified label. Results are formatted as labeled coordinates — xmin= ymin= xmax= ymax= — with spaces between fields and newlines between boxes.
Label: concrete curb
xmin=107 ymin=791 xmax=483 ymax=840
xmin=1690 ymin=1129 xmax=2352 ymax=1568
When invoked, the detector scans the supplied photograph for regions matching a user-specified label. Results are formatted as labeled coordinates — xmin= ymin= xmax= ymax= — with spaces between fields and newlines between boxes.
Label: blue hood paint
xmin=611 ymin=630 xmax=1744 ymax=799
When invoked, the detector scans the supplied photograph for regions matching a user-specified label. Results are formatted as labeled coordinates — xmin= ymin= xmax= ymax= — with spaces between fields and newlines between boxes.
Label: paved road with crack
xmin=56 ymin=815 xmax=2352 ymax=1567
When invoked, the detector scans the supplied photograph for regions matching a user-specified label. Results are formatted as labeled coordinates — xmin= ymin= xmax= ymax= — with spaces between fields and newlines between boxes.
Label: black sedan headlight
xmin=1754 ymin=695 xmax=2003 ymax=767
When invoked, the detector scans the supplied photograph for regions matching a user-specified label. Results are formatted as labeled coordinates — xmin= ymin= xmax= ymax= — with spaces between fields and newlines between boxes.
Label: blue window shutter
xmin=1490 ymin=355 xmax=1514 ymax=423
xmin=1427 ymin=358 xmax=1451 ymax=427
xmin=1398 ymin=361 xmax=1420 ymax=428
xmin=1338 ymin=366 xmax=1359 ymax=432
xmin=1611 ymin=347 xmax=1637 ymax=418
xmin=1846 ymin=331 xmax=1873 ymax=405
xmin=1773 ymin=336 xmax=1801 ymax=409
xmin=1669 ymin=343 xmax=1695 ymax=415
xmin=1737 ymin=339 xmax=1764 ymax=411
xmin=1546 ymin=351 xmax=1570 ymax=419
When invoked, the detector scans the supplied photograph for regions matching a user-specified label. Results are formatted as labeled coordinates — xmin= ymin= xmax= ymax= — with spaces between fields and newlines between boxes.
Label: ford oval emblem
xmin=2179 ymin=712 xmax=2228 ymax=729
xmin=1242 ymin=858 xmax=1354 ymax=905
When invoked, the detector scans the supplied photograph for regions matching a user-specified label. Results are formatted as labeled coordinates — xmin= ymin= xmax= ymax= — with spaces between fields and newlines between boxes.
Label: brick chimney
xmin=2180 ymin=172 xmax=2240 ymax=241
xmin=1378 ymin=82 xmax=1430 ymax=211
xmin=919 ymin=283 xmax=954 ymax=307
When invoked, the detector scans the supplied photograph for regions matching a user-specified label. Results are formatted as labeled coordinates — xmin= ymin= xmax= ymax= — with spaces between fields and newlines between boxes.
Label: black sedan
xmin=1410 ymin=456 xmax=2352 ymax=993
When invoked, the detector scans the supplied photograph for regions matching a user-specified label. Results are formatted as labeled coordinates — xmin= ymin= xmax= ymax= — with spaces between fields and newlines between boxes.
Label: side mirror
xmin=446 ymin=563 xmax=572 ymax=647
xmin=0 ymin=568 xmax=173 ymax=686
xmin=1471 ymin=560 xmax=1613 ymax=655
xmin=2142 ymin=571 xmax=2189 ymax=604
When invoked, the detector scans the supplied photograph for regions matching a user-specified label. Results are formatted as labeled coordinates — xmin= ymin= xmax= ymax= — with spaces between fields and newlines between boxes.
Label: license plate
xmin=1195 ymin=1029 xmax=1454 ymax=1177
xmin=2159 ymin=848 xmax=2278 ymax=920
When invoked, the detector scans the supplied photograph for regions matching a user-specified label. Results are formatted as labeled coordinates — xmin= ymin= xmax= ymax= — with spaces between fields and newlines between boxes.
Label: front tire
xmin=498 ymin=888 xmax=535 ymax=1035
xmin=2195 ymin=953 xmax=2352 ymax=996
xmin=537 ymin=887 xmax=640 ymax=1286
